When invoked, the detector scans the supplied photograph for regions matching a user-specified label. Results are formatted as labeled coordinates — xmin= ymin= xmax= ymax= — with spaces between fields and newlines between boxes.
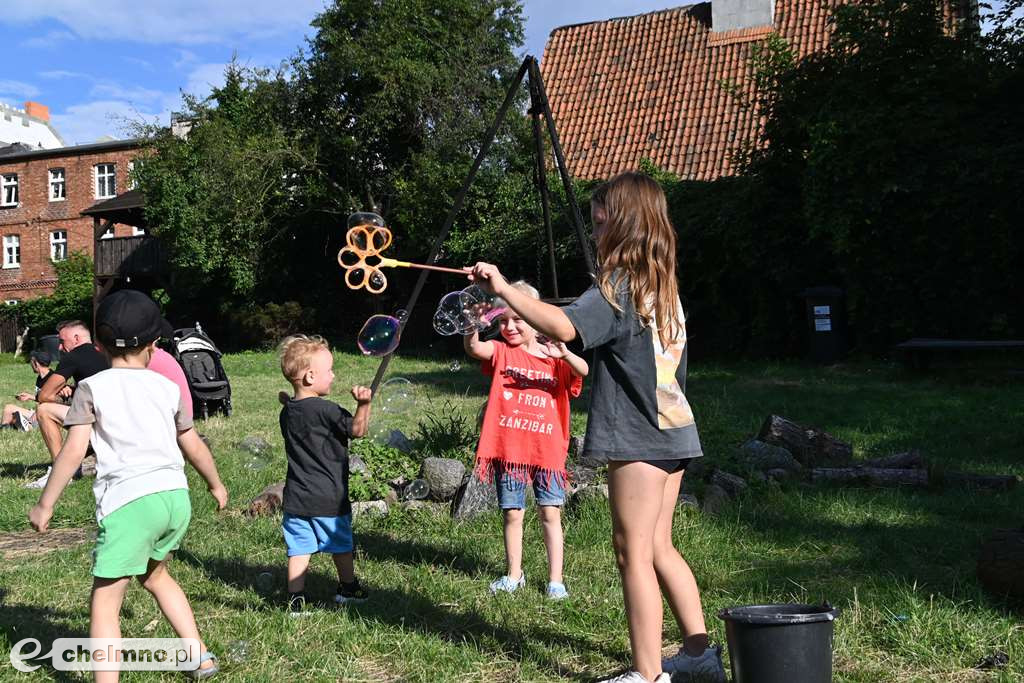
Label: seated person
xmin=27 ymin=321 xmax=110 ymax=489
xmin=1 ymin=351 xmax=68 ymax=431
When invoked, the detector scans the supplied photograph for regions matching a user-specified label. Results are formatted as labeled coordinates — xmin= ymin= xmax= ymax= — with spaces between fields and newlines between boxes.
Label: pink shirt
xmin=148 ymin=347 xmax=193 ymax=420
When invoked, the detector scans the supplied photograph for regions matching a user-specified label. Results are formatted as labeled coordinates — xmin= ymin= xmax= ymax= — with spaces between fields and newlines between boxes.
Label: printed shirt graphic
xmin=652 ymin=300 xmax=695 ymax=430
xmin=475 ymin=342 xmax=583 ymax=483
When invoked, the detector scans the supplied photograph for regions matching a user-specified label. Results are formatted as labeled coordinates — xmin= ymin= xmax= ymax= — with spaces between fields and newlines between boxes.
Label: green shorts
xmin=93 ymin=489 xmax=191 ymax=578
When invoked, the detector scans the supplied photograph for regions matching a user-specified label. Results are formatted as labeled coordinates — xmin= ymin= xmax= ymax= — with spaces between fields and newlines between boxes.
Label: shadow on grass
xmin=0 ymin=587 xmax=90 ymax=682
xmin=0 ymin=461 xmax=49 ymax=479
xmin=175 ymin=549 xmax=622 ymax=681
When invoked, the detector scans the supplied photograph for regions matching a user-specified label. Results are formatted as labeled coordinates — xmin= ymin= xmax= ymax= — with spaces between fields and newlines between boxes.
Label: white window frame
xmin=100 ymin=225 xmax=114 ymax=240
xmin=50 ymin=229 xmax=68 ymax=262
xmin=49 ymin=168 xmax=66 ymax=201
xmin=1 ymin=174 xmax=18 ymax=207
xmin=94 ymin=163 xmax=116 ymax=199
xmin=3 ymin=234 xmax=20 ymax=268
xmin=4 ymin=299 xmax=18 ymax=306
xmin=131 ymin=226 xmax=146 ymax=237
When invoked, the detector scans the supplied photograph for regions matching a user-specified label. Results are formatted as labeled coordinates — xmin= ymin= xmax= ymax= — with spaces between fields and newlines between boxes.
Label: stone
xmin=349 ymin=455 xmax=369 ymax=477
xmin=245 ymin=482 xmax=284 ymax=517
xmin=711 ymin=470 xmax=748 ymax=497
xmin=572 ymin=484 xmax=609 ymax=503
xmin=750 ymin=470 xmax=768 ymax=484
xmin=237 ymin=435 xmax=271 ymax=455
xmin=740 ymin=439 xmax=802 ymax=473
xmin=677 ymin=493 xmax=699 ymax=509
xmin=452 ymin=473 xmax=498 ymax=520
xmin=383 ymin=488 xmax=400 ymax=505
xmin=766 ymin=468 xmax=792 ymax=482
xmin=701 ymin=485 xmax=731 ymax=516
xmin=567 ymin=462 xmax=601 ymax=492
xmin=385 ymin=429 xmax=414 ymax=453
xmin=569 ymin=435 xmax=585 ymax=459
xmin=421 ymin=457 xmax=466 ymax=501
xmin=79 ymin=454 xmax=97 ymax=478
xmin=351 ymin=500 xmax=389 ymax=517
xmin=684 ymin=456 xmax=710 ymax=481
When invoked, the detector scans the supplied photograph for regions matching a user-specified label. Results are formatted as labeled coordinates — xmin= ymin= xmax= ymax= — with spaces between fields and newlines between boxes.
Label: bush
xmin=349 ymin=439 xmax=419 ymax=502
xmin=412 ymin=400 xmax=477 ymax=465
xmin=4 ymin=253 xmax=94 ymax=345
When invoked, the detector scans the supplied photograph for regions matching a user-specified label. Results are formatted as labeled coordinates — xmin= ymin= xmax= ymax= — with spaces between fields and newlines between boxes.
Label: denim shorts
xmin=495 ymin=465 xmax=566 ymax=509
xmin=282 ymin=513 xmax=353 ymax=556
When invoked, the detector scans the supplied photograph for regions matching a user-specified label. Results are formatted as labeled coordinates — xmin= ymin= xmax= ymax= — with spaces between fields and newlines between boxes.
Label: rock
xmin=684 ymin=456 xmax=709 ymax=481
xmin=245 ymin=482 xmax=285 ymax=517
xmin=740 ymin=439 xmax=803 ymax=473
xmin=567 ymin=462 xmax=600 ymax=492
xmin=766 ymin=468 xmax=792 ymax=482
xmin=237 ymin=435 xmax=271 ymax=455
xmin=452 ymin=473 xmax=498 ymax=520
xmin=569 ymin=435 xmax=585 ymax=459
xmin=79 ymin=454 xmax=97 ymax=478
xmin=351 ymin=500 xmax=389 ymax=517
xmin=677 ymin=493 xmax=699 ymax=509
xmin=422 ymin=457 xmax=466 ymax=501
xmin=750 ymin=470 xmax=768 ymax=484
xmin=385 ymin=429 xmax=414 ymax=453
xmin=572 ymin=484 xmax=609 ymax=503
xmin=711 ymin=470 xmax=748 ymax=497
xmin=701 ymin=485 xmax=730 ymax=515
xmin=402 ymin=500 xmax=446 ymax=514
xmin=383 ymin=488 xmax=400 ymax=505
xmin=349 ymin=455 xmax=369 ymax=477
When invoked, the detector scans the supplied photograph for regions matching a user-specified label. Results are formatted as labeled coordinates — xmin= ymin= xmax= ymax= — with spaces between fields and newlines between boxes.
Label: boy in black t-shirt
xmin=277 ymin=334 xmax=372 ymax=615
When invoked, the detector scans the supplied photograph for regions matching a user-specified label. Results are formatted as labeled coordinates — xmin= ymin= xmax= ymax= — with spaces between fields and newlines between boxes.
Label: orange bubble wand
xmin=338 ymin=214 xmax=466 ymax=294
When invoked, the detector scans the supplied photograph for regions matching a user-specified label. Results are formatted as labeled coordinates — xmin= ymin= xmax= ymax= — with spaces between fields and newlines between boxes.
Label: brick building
xmin=0 ymin=139 xmax=143 ymax=303
xmin=539 ymin=0 xmax=977 ymax=181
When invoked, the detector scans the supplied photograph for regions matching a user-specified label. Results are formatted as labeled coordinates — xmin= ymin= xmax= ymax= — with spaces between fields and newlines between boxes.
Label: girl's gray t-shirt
xmin=562 ymin=284 xmax=703 ymax=462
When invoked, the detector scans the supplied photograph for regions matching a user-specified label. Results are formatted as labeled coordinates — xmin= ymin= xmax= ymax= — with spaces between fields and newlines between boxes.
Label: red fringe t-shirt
xmin=474 ymin=342 xmax=583 ymax=486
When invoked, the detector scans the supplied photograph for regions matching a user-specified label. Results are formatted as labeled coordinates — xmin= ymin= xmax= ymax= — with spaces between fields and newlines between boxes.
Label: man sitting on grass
xmin=1 ymin=350 xmax=67 ymax=432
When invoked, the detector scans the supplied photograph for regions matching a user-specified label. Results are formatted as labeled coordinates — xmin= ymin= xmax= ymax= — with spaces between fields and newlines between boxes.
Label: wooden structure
xmin=80 ymin=189 xmax=168 ymax=321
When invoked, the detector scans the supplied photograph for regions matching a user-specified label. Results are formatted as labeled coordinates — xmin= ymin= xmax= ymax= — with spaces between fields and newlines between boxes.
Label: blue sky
xmin=0 ymin=1 xmax=1006 ymax=145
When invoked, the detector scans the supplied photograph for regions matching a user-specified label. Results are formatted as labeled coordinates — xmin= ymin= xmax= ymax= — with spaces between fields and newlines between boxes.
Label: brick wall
xmin=0 ymin=144 xmax=142 ymax=303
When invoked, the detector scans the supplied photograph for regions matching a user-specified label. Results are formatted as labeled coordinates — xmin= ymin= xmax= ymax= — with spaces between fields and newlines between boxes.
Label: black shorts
xmin=641 ymin=458 xmax=689 ymax=474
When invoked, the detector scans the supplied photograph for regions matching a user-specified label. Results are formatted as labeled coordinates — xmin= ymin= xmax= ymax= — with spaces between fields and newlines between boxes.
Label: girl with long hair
xmin=469 ymin=172 xmax=725 ymax=683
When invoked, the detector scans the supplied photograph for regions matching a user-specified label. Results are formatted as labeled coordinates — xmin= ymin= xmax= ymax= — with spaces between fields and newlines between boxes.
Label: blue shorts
xmin=282 ymin=513 xmax=353 ymax=556
xmin=495 ymin=466 xmax=566 ymax=509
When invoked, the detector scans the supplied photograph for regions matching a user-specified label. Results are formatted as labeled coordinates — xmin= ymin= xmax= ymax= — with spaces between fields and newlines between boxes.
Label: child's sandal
xmin=187 ymin=652 xmax=218 ymax=679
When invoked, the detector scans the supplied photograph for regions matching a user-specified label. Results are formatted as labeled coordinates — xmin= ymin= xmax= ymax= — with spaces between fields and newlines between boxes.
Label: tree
xmin=10 ymin=253 xmax=94 ymax=339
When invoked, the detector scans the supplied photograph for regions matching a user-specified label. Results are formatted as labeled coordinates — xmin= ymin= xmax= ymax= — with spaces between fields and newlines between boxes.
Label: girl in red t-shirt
xmin=464 ymin=280 xmax=587 ymax=600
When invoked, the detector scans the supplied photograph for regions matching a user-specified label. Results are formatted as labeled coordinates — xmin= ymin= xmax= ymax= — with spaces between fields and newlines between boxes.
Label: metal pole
xmin=370 ymin=59 xmax=530 ymax=394
xmin=527 ymin=57 xmax=596 ymax=278
xmin=528 ymin=75 xmax=559 ymax=299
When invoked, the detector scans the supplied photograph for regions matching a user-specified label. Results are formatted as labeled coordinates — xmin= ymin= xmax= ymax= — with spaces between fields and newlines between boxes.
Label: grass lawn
xmin=0 ymin=349 xmax=1022 ymax=682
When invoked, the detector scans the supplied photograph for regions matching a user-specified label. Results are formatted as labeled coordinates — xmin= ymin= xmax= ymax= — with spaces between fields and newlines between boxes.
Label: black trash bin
xmin=801 ymin=287 xmax=847 ymax=363
xmin=37 ymin=334 xmax=62 ymax=364
xmin=719 ymin=603 xmax=840 ymax=683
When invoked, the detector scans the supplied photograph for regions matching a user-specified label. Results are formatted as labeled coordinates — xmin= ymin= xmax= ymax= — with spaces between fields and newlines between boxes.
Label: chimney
xmin=712 ymin=0 xmax=775 ymax=33
xmin=24 ymin=101 xmax=50 ymax=122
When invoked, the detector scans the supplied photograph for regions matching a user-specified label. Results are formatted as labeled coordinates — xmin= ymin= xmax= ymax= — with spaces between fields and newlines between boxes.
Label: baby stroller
xmin=171 ymin=324 xmax=232 ymax=419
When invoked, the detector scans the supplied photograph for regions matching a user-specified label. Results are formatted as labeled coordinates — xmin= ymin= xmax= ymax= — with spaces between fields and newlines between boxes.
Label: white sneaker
xmin=489 ymin=573 xmax=526 ymax=595
xmin=597 ymin=672 xmax=670 ymax=683
xmin=661 ymin=644 xmax=726 ymax=682
xmin=24 ymin=466 xmax=52 ymax=489
xmin=15 ymin=411 xmax=33 ymax=432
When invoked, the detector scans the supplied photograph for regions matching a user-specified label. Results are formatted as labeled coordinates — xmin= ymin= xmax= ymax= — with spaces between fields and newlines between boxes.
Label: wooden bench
xmin=894 ymin=338 xmax=1024 ymax=370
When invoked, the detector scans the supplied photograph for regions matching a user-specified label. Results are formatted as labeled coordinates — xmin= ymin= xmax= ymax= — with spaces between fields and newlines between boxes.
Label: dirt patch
xmin=0 ymin=527 xmax=94 ymax=562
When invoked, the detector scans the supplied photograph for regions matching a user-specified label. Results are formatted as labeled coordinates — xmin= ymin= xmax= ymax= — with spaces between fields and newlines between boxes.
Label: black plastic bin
xmin=719 ymin=603 xmax=840 ymax=683
xmin=801 ymin=287 xmax=847 ymax=363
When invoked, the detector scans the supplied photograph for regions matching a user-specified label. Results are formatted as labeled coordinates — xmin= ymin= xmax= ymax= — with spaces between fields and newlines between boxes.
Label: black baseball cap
xmin=29 ymin=350 xmax=52 ymax=366
xmin=96 ymin=290 xmax=164 ymax=349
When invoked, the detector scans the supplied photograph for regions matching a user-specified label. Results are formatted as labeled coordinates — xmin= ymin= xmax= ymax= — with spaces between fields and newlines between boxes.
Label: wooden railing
xmin=95 ymin=236 xmax=166 ymax=278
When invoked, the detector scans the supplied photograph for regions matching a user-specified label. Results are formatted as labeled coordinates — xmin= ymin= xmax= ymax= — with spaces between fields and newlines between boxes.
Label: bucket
xmin=718 ymin=603 xmax=840 ymax=683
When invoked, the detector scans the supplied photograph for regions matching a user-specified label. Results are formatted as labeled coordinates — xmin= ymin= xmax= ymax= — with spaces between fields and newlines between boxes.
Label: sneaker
xmin=14 ymin=411 xmax=32 ymax=432
xmin=546 ymin=581 xmax=569 ymax=600
xmin=24 ymin=466 xmax=51 ymax=489
xmin=287 ymin=592 xmax=311 ymax=617
xmin=661 ymin=644 xmax=726 ymax=682
xmin=489 ymin=573 xmax=526 ymax=595
xmin=335 ymin=579 xmax=369 ymax=605
xmin=597 ymin=672 xmax=670 ymax=683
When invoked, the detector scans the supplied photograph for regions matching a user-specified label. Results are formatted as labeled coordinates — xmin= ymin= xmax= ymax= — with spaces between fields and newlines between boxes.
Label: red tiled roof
xmin=540 ymin=1 xmax=972 ymax=181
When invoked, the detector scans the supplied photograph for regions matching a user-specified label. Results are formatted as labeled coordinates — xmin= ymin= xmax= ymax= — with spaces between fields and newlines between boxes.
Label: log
xmin=862 ymin=450 xmax=926 ymax=469
xmin=758 ymin=415 xmax=853 ymax=467
xmin=812 ymin=467 xmax=1019 ymax=491
xmin=977 ymin=529 xmax=1024 ymax=601
xmin=812 ymin=467 xmax=928 ymax=487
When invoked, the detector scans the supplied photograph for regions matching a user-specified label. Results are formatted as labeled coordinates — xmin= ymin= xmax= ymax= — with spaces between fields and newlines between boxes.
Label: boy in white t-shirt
xmin=29 ymin=290 xmax=228 ymax=682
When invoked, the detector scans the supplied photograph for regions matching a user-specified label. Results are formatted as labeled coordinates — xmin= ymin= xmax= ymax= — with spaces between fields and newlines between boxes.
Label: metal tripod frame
xmin=370 ymin=55 xmax=595 ymax=394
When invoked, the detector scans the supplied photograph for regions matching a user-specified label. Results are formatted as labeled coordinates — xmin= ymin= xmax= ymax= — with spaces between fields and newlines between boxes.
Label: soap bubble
xmin=347 ymin=212 xmax=386 ymax=230
xmin=449 ymin=360 xmax=461 ymax=372
xmin=358 ymin=315 xmax=401 ymax=356
xmin=368 ymin=271 xmax=386 ymax=291
xmin=432 ymin=291 xmax=467 ymax=336
xmin=243 ymin=454 xmax=270 ymax=471
xmin=377 ymin=377 xmax=416 ymax=416
xmin=226 ymin=641 xmax=249 ymax=662
xmin=394 ymin=309 xmax=409 ymax=323
xmin=404 ymin=479 xmax=430 ymax=500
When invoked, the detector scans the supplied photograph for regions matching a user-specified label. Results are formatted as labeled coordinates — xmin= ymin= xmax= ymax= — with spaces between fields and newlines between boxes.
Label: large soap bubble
xmin=432 ymin=285 xmax=507 ymax=336
xmin=377 ymin=377 xmax=416 ymax=416
xmin=347 ymin=211 xmax=386 ymax=230
xmin=358 ymin=315 xmax=401 ymax=356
